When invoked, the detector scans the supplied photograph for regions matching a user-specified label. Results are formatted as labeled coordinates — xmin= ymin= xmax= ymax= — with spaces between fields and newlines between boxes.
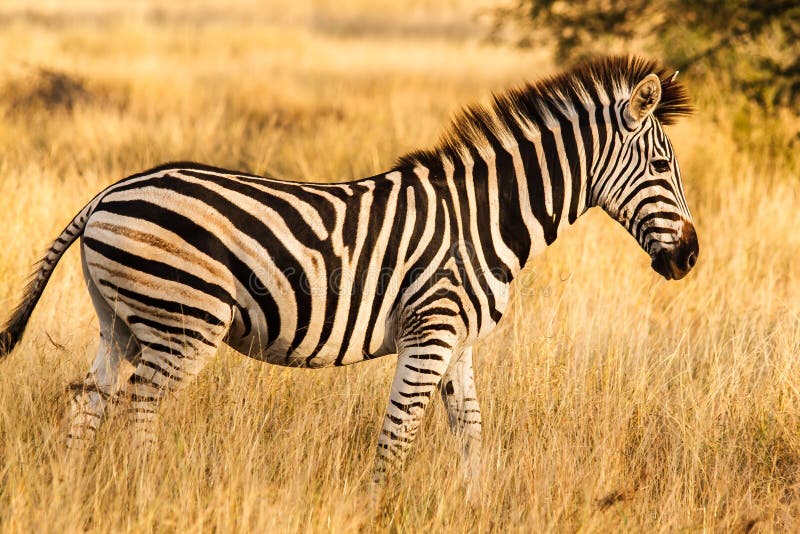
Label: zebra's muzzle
xmin=650 ymin=222 xmax=699 ymax=280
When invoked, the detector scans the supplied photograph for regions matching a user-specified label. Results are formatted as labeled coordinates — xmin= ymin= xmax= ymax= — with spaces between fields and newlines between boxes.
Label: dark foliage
xmin=490 ymin=0 xmax=800 ymax=109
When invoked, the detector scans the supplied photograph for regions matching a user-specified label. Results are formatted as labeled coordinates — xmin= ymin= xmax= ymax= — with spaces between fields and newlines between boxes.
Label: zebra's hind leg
xmin=439 ymin=346 xmax=482 ymax=508
xmin=66 ymin=280 xmax=140 ymax=451
xmin=121 ymin=323 xmax=227 ymax=448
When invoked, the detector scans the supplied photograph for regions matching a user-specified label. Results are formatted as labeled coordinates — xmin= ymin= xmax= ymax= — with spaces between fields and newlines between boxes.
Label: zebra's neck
xmin=492 ymin=113 xmax=595 ymax=277
xmin=398 ymin=113 xmax=599 ymax=284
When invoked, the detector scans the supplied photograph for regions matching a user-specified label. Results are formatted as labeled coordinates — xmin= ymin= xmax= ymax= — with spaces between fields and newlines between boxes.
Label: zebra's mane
xmin=396 ymin=55 xmax=691 ymax=169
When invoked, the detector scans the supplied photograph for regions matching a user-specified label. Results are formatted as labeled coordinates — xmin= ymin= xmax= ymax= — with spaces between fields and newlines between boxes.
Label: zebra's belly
xmin=225 ymin=304 xmax=398 ymax=368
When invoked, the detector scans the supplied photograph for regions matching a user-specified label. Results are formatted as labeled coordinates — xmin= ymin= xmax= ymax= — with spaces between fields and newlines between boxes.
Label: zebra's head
xmin=592 ymin=72 xmax=698 ymax=280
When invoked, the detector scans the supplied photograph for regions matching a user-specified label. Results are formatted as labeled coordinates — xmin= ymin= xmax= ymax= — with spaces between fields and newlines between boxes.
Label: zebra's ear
xmin=627 ymin=73 xmax=662 ymax=124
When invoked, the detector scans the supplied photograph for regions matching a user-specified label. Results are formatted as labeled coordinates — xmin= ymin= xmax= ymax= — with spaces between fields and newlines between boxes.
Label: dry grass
xmin=1 ymin=1 xmax=799 ymax=532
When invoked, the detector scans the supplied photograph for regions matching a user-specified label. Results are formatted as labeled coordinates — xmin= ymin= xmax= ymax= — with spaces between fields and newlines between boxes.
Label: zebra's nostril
xmin=686 ymin=250 xmax=697 ymax=269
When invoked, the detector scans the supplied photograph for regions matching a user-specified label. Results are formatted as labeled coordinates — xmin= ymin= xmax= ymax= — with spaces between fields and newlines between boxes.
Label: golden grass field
xmin=1 ymin=1 xmax=799 ymax=531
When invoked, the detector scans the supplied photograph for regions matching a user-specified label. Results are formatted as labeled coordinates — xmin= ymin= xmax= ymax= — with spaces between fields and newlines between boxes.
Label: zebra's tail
xmin=0 ymin=202 xmax=95 ymax=358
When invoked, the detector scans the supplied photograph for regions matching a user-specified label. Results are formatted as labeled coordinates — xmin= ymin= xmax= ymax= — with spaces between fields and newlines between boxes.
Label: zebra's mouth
xmin=651 ymin=249 xmax=680 ymax=280
xmin=650 ymin=223 xmax=699 ymax=281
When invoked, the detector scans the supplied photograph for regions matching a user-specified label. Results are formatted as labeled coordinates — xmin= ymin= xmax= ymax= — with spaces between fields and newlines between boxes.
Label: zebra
xmin=0 ymin=56 xmax=697 ymax=502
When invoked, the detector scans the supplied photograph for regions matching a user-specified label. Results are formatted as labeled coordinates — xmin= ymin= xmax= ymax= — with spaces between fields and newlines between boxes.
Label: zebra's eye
xmin=651 ymin=159 xmax=671 ymax=174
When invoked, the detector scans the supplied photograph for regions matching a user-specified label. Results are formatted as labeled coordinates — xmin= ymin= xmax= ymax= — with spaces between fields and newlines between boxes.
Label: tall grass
xmin=1 ymin=2 xmax=799 ymax=531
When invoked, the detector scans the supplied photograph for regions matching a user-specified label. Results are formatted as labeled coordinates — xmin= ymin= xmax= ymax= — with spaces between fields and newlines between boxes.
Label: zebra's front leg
xmin=373 ymin=334 xmax=456 ymax=487
xmin=440 ymin=346 xmax=482 ymax=507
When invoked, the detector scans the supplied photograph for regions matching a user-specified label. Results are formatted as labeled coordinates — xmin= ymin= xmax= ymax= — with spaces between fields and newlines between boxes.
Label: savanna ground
xmin=1 ymin=1 xmax=799 ymax=531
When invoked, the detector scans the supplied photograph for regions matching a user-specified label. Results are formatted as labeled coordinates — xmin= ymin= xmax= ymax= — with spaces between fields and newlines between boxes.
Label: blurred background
xmin=0 ymin=1 xmax=799 ymax=532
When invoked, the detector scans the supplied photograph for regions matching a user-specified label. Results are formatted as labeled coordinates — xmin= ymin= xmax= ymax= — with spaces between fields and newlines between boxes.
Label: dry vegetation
xmin=1 ymin=1 xmax=799 ymax=532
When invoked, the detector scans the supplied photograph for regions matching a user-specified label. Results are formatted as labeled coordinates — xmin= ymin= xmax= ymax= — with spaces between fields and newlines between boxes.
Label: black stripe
xmin=83 ymin=237 xmax=235 ymax=309
xmin=415 ymin=307 xmax=459 ymax=319
xmin=403 ymin=170 xmax=432 ymax=263
xmin=517 ymin=135 xmax=558 ymax=244
xmin=402 ymin=379 xmax=439 ymax=388
xmin=381 ymin=428 xmax=413 ymax=443
xmin=460 ymin=148 xmax=505 ymax=322
xmin=407 ymin=338 xmax=452 ymax=349
xmin=539 ymin=103 xmax=567 ymax=233
xmin=97 ymin=278 xmax=225 ymax=327
xmin=618 ymin=179 xmax=675 ymax=210
xmin=386 ymin=413 xmax=404 ymax=425
xmin=403 ymin=364 xmax=441 ymax=376
xmin=334 ymin=180 xmax=391 ymax=365
xmin=570 ymin=86 xmax=593 ymax=219
xmin=560 ymin=111 xmax=584 ymax=225
xmin=361 ymin=183 xmax=410 ymax=357
xmin=139 ymin=359 xmax=183 ymax=382
xmin=391 ymin=399 xmax=427 ymax=413
xmin=491 ymin=136 xmax=532 ymax=267
xmin=398 ymin=390 xmax=433 ymax=398
xmin=635 ymin=212 xmax=683 ymax=242
xmin=141 ymin=341 xmax=180 ymax=356
xmin=128 ymin=315 xmax=216 ymax=347
xmin=406 ymin=353 xmax=446 ymax=360
xmin=393 ymin=195 xmax=447 ymax=318
xmin=627 ymin=195 xmax=679 ymax=231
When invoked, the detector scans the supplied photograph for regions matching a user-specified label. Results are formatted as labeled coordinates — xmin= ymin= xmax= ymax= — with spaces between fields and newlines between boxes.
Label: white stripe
xmin=340 ymin=172 xmax=401 ymax=362
xmin=443 ymin=155 xmax=490 ymax=337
